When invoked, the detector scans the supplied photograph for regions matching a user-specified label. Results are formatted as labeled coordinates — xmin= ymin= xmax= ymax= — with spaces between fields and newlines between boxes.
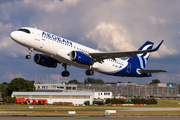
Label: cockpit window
xmin=18 ymin=29 xmax=30 ymax=34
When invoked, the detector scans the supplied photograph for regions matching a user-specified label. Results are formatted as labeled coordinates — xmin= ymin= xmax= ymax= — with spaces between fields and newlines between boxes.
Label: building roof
xmin=12 ymin=92 xmax=93 ymax=96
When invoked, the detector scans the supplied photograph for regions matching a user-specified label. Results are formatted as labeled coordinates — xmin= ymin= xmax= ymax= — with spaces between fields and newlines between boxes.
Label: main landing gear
xmin=61 ymin=63 xmax=70 ymax=77
xmin=61 ymin=63 xmax=94 ymax=77
xmin=86 ymin=70 xmax=94 ymax=76
xmin=26 ymin=48 xmax=33 ymax=59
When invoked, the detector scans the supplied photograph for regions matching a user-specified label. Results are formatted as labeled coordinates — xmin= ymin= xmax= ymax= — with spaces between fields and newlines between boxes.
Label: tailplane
xmin=138 ymin=69 xmax=167 ymax=74
xmin=128 ymin=41 xmax=154 ymax=69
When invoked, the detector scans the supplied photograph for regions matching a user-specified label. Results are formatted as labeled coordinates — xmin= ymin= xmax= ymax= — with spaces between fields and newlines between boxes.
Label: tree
xmin=84 ymin=77 xmax=104 ymax=84
xmin=150 ymin=79 xmax=160 ymax=84
xmin=84 ymin=100 xmax=90 ymax=105
xmin=6 ymin=78 xmax=35 ymax=96
xmin=105 ymin=82 xmax=117 ymax=84
xmin=84 ymin=77 xmax=96 ymax=84
xmin=96 ymin=79 xmax=104 ymax=84
xmin=68 ymin=79 xmax=82 ymax=84
xmin=2 ymin=82 xmax=8 ymax=84
xmin=0 ymin=84 xmax=8 ymax=98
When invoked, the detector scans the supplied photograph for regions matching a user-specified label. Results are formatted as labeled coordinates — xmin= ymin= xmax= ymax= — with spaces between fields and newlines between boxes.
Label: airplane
xmin=10 ymin=27 xmax=167 ymax=77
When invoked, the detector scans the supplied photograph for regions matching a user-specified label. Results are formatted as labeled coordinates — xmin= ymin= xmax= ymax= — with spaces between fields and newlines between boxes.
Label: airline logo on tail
xmin=128 ymin=41 xmax=154 ymax=69
xmin=137 ymin=44 xmax=153 ymax=69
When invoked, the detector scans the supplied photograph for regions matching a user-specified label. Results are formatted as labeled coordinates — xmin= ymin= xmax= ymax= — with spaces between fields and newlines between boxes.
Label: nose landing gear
xmin=26 ymin=48 xmax=33 ymax=59
xmin=61 ymin=63 xmax=70 ymax=77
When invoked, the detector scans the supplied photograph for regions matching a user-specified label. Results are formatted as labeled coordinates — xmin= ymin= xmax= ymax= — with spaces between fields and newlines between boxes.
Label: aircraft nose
xmin=10 ymin=31 xmax=17 ymax=40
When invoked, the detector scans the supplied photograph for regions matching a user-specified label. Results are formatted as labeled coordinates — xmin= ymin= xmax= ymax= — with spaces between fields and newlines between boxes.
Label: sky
xmin=1 ymin=0 xmax=180 ymax=84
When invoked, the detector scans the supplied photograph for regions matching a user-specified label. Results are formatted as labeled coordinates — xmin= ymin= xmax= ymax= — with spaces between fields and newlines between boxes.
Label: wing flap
xmin=138 ymin=69 xmax=167 ymax=74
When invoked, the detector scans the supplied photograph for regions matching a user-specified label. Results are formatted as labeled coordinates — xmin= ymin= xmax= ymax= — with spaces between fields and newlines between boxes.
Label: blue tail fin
xmin=128 ymin=41 xmax=154 ymax=69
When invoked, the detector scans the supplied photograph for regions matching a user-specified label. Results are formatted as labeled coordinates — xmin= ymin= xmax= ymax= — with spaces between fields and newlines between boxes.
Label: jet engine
xmin=34 ymin=54 xmax=57 ymax=68
xmin=70 ymin=51 xmax=93 ymax=65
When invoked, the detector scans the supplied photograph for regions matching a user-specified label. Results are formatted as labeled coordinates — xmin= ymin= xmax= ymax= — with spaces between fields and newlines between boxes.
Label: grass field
xmin=0 ymin=99 xmax=180 ymax=116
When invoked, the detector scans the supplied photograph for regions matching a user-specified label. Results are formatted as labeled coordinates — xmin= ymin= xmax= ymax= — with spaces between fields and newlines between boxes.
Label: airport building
xmin=11 ymin=92 xmax=94 ymax=105
xmin=77 ymin=83 xmax=179 ymax=98
xmin=94 ymin=92 xmax=113 ymax=99
xmin=11 ymin=91 xmax=113 ymax=105
xmin=11 ymin=82 xmax=179 ymax=105
xmin=33 ymin=82 xmax=179 ymax=98
xmin=34 ymin=83 xmax=77 ymax=92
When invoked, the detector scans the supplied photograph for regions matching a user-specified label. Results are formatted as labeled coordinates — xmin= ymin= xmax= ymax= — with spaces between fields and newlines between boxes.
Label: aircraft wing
xmin=89 ymin=40 xmax=163 ymax=62
xmin=138 ymin=69 xmax=167 ymax=74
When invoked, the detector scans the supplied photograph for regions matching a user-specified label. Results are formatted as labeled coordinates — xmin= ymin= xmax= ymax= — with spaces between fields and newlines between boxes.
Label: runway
xmin=118 ymin=107 xmax=180 ymax=111
xmin=0 ymin=116 xmax=180 ymax=120
xmin=0 ymin=107 xmax=180 ymax=113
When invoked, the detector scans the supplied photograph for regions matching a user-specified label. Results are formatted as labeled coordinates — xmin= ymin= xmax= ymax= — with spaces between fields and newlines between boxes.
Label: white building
xmin=34 ymin=83 xmax=77 ymax=92
xmin=94 ymin=92 xmax=113 ymax=99
xmin=12 ymin=92 xmax=94 ymax=105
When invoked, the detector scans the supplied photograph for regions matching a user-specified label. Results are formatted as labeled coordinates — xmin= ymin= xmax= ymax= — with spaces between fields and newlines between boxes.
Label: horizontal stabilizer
xmin=138 ymin=69 xmax=167 ymax=74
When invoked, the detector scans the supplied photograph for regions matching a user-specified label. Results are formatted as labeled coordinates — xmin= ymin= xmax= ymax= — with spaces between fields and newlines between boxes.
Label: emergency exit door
xmin=35 ymin=28 xmax=40 ymax=41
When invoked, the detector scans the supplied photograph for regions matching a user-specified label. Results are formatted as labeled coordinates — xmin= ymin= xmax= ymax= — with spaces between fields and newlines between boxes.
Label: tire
xmin=25 ymin=55 xmax=31 ymax=59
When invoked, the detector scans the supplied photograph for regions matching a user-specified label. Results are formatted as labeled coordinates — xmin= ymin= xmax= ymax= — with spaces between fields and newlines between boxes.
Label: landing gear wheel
xmin=86 ymin=70 xmax=94 ymax=76
xmin=25 ymin=55 xmax=31 ymax=59
xmin=61 ymin=71 xmax=70 ymax=77
xmin=25 ymin=48 xmax=33 ymax=59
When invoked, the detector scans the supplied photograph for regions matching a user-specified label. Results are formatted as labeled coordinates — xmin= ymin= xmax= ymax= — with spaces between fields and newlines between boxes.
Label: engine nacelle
xmin=70 ymin=51 xmax=93 ymax=65
xmin=34 ymin=54 xmax=57 ymax=68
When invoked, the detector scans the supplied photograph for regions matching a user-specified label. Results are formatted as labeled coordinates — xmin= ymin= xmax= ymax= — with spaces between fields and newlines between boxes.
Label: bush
xmin=125 ymin=100 xmax=133 ymax=104
xmin=131 ymin=98 xmax=157 ymax=104
xmin=105 ymin=98 xmax=125 ymax=104
xmin=84 ymin=100 xmax=90 ymax=105
xmin=148 ymin=98 xmax=157 ymax=104
xmin=105 ymin=98 xmax=157 ymax=105
xmin=3 ymin=96 xmax=16 ymax=103
xmin=93 ymin=101 xmax=104 ymax=105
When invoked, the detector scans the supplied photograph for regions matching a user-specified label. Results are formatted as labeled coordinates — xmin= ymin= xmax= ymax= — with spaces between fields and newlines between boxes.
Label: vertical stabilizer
xmin=128 ymin=41 xmax=154 ymax=69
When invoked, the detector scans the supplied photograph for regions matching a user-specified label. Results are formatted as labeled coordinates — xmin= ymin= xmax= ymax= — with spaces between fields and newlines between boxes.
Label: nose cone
xmin=10 ymin=31 xmax=17 ymax=41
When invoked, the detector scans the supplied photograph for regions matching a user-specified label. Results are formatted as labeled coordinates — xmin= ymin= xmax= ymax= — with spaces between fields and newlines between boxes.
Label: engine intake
xmin=34 ymin=54 xmax=57 ymax=68
xmin=70 ymin=51 xmax=93 ymax=65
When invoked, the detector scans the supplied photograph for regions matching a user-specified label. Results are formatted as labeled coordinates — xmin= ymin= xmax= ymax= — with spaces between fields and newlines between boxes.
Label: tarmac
xmin=118 ymin=107 xmax=180 ymax=111
xmin=0 ymin=116 xmax=180 ymax=120
xmin=1 ymin=107 xmax=180 ymax=119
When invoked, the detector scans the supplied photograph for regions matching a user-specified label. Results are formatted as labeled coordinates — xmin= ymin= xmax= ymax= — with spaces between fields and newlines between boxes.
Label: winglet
xmin=154 ymin=40 xmax=164 ymax=51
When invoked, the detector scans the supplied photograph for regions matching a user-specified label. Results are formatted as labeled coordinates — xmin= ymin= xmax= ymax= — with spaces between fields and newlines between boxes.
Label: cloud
xmin=149 ymin=16 xmax=169 ymax=25
xmin=0 ymin=36 xmax=27 ymax=57
xmin=0 ymin=11 xmax=10 ymax=20
xmin=49 ymin=74 xmax=71 ymax=81
xmin=156 ymin=73 xmax=180 ymax=84
xmin=1 ymin=0 xmax=180 ymax=84
xmin=3 ymin=71 xmax=25 ymax=80
xmin=85 ymin=22 xmax=136 ymax=52
xmin=23 ymin=0 xmax=79 ymax=13
xmin=151 ymin=43 xmax=178 ymax=58
xmin=0 ymin=22 xmax=12 ymax=33
xmin=157 ymin=74 xmax=171 ymax=83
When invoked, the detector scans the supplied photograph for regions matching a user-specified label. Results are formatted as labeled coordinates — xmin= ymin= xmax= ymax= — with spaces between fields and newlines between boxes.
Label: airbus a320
xmin=10 ymin=27 xmax=167 ymax=77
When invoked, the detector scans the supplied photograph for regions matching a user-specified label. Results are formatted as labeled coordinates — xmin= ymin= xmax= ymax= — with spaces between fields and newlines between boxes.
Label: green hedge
xmin=105 ymin=98 xmax=157 ymax=104
xmin=131 ymin=98 xmax=157 ymax=104
xmin=105 ymin=98 xmax=125 ymax=104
